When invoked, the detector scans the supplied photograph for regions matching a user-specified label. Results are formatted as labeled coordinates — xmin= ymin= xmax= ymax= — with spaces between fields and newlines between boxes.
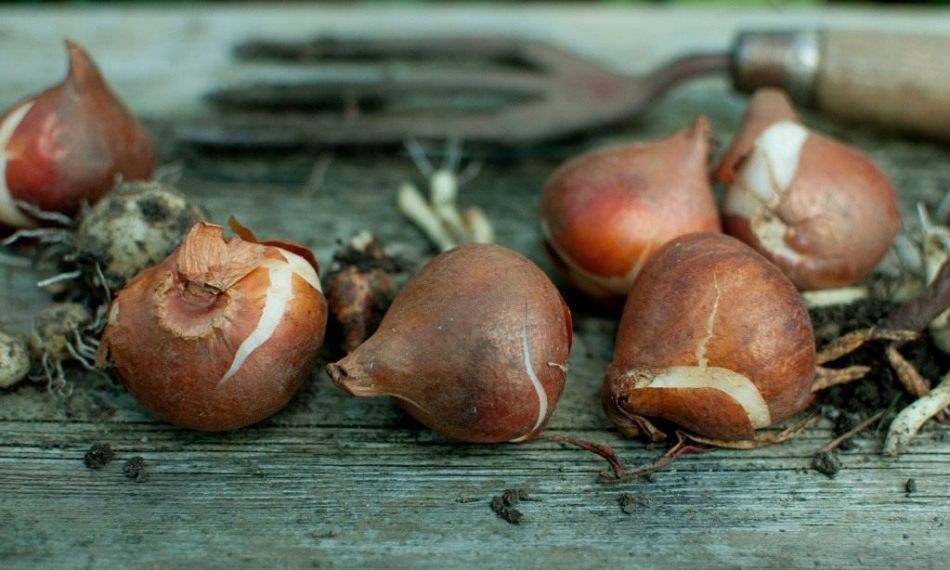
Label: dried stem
xmin=816 ymin=328 xmax=918 ymax=365
xmin=818 ymin=410 xmax=887 ymax=454
xmin=611 ymin=432 xmax=712 ymax=481
xmin=813 ymin=365 xmax=871 ymax=392
xmin=885 ymin=343 xmax=931 ymax=397
xmin=540 ymin=433 xmax=627 ymax=480
xmin=686 ymin=413 xmax=821 ymax=450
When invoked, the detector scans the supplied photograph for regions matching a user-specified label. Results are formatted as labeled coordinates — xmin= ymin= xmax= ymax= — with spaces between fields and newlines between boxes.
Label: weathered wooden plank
xmin=1 ymin=4 xmax=950 ymax=569
xmin=1 ymin=419 xmax=948 ymax=569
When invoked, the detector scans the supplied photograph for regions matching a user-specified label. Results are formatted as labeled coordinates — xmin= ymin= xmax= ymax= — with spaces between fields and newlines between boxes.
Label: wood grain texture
xmin=1 ymin=5 xmax=950 ymax=569
xmin=816 ymin=31 xmax=950 ymax=141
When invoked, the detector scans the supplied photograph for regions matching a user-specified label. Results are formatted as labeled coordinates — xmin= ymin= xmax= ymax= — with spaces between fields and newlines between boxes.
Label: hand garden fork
xmin=176 ymin=30 xmax=950 ymax=147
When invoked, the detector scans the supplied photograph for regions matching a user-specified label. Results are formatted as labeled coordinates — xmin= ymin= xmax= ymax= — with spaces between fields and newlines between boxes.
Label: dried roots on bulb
xmin=73 ymin=180 xmax=210 ymax=293
xmin=0 ymin=327 xmax=31 ymax=389
xmin=603 ymin=233 xmax=816 ymax=442
xmin=97 ymin=220 xmax=328 ymax=431
xmin=539 ymin=116 xmax=720 ymax=305
xmin=2 ymin=180 xmax=208 ymax=309
xmin=324 ymin=231 xmax=405 ymax=353
xmin=0 ymin=40 xmax=154 ymax=229
xmin=327 ymin=244 xmax=572 ymax=443
xmin=28 ymin=302 xmax=98 ymax=395
xmin=716 ymin=89 xmax=900 ymax=290
xmin=397 ymin=138 xmax=493 ymax=252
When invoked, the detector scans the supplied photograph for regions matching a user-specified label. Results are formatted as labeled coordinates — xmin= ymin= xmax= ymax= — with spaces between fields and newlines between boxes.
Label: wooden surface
xmin=2 ymin=4 xmax=950 ymax=569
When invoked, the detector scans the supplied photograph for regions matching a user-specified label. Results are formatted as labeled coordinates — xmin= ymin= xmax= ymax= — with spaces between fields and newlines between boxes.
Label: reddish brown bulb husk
xmin=716 ymin=89 xmax=900 ymax=290
xmin=604 ymin=233 xmax=815 ymax=441
xmin=539 ymin=116 xmax=720 ymax=304
xmin=326 ymin=244 xmax=572 ymax=443
xmin=0 ymin=40 xmax=155 ymax=228
xmin=98 ymin=222 xmax=327 ymax=431
xmin=323 ymin=232 xmax=403 ymax=353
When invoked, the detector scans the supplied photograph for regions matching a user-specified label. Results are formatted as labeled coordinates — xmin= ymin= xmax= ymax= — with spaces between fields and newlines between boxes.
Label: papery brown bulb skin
xmin=327 ymin=244 xmax=572 ymax=443
xmin=716 ymin=89 xmax=900 ymax=290
xmin=539 ymin=116 xmax=721 ymax=304
xmin=0 ymin=40 xmax=155 ymax=228
xmin=604 ymin=233 xmax=815 ymax=441
xmin=98 ymin=222 xmax=327 ymax=432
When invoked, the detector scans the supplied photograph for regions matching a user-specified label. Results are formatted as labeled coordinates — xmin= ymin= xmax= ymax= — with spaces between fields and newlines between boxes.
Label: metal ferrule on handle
xmin=732 ymin=30 xmax=821 ymax=105
xmin=732 ymin=29 xmax=950 ymax=141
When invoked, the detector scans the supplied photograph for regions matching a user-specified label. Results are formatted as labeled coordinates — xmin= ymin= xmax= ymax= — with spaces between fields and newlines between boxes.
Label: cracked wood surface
xmin=2 ymin=5 xmax=950 ymax=569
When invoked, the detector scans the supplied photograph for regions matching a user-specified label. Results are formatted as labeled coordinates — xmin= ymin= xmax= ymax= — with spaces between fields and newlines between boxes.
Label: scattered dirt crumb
xmin=490 ymin=488 xmax=532 ymax=525
xmin=84 ymin=442 xmax=114 ymax=470
xmin=502 ymin=488 xmax=530 ymax=505
xmin=123 ymin=456 xmax=148 ymax=482
xmin=905 ymin=478 xmax=917 ymax=494
xmin=811 ymin=450 xmax=841 ymax=478
xmin=619 ymin=494 xmax=637 ymax=514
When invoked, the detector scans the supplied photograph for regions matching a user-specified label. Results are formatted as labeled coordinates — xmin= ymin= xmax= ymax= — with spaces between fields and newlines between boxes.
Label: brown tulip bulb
xmin=327 ymin=244 xmax=572 ymax=443
xmin=716 ymin=89 xmax=900 ymax=290
xmin=98 ymin=221 xmax=327 ymax=431
xmin=0 ymin=40 xmax=155 ymax=228
xmin=603 ymin=233 xmax=815 ymax=441
xmin=539 ymin=116 xmax=720 ymax=303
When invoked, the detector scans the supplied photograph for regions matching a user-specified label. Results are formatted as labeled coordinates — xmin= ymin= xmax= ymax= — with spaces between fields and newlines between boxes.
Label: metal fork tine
xmin=514 ymin=39 xmax=607 ymax=73
xmin=234 ymin=36 xmax=540 ymax=67
xmin=207 ymin=68 xmax=547 ymax=110
xmin=184 ymin=35 xmax=717 ymax=147
xmin=177 ymin=100 xmax=560 ymax=147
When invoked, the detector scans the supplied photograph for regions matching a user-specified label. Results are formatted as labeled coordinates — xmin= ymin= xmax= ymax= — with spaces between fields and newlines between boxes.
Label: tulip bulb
xmin=327 ymin=244 xmax=572 ymax=443
xmin=0 ymin=328 xmax=31 ymax=389
xmin=604 ymin=233 xmax=815 ymax=441
xmin=0 ymin=40 xmax=155 ymax=228
xmin=74 ymin=180 xmax=209 ymax=292
xmin=539 ymin=116 xmax=720 ymax=303
xmin=98 ymin=221 xmax=327 ymax=431
xmin=716 ymin=89 xmax=900 ymax=290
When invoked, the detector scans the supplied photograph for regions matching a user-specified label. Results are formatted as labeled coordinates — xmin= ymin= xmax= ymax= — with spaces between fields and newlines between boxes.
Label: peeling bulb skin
xmin=604 ymin=233 xmax=815 ymax=441
xmin=717 ymin=89 xmax=900 ymax=290
xmin=539 ymin=116 xmax=720 ymax=304
xmin=0 ymin=41 xmax=155 ymax=228
xmin=98 ymin=222 xmax=327 ymax=431
xmin=326 ymin=244 xmax=572 ymax=443
xmin=714 ymin=89 xmax=799 ymax=186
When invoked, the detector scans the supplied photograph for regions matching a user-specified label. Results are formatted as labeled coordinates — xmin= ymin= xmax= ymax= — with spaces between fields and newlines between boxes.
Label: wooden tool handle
xmin=733 ymin=30 xmax=950 ymax=141
xmin=816 ymin=31 xmax=950 ymax=140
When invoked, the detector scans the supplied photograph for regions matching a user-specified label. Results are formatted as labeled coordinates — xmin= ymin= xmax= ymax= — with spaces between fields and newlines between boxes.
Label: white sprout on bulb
xmin=397 ymin=138 xmax=493 ymax=251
